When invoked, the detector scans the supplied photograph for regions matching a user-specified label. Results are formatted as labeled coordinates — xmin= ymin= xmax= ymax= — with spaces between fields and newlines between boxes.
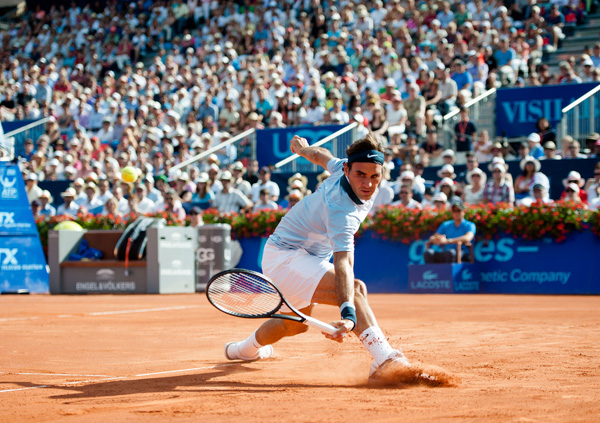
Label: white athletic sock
xmin=236 ymin=331 xmax=264 ymax=359
xmin=359 ymin=326 xmax=395 ymax=367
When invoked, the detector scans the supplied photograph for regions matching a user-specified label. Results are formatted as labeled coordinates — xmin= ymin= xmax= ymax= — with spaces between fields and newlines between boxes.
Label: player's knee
xmin=354 ymin=279 xmax=368 ymax=298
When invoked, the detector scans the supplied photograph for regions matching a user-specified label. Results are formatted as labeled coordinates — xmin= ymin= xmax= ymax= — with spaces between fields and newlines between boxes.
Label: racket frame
xmin=206 ymin=268 xmax=337 ymax=335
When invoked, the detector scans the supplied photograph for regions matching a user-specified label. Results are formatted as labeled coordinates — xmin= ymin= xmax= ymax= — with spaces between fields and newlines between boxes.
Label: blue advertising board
xmin=238 ymin=230 xmax=600 ymax=295
xmin=0 ymin=165 xmax=39 ymax=236
xmin=495 ymin=83 xmax=599 ymax=138
xmin=0 ymin=163 xmax=49 ymax=293
xmin=256 ymin=125 xmax=345 ymax=167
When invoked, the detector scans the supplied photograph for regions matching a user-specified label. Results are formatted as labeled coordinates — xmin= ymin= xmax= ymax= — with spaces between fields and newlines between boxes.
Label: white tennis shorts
xmin=261 ymin=241 xmax=334 ymax=311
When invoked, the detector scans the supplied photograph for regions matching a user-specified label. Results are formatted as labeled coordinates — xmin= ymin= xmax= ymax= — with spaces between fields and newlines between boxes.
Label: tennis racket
xmin=206 ymin=268 xmax=337 ymax=335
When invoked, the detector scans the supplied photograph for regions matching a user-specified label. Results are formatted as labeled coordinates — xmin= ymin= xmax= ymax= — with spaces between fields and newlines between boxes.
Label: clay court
xmin=1 ymin=293 xmax=599 ymax=423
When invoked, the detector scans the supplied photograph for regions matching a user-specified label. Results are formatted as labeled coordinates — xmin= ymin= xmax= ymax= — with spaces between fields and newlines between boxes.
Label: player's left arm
xmin=291 ymin=135 xmax=334 ymax=170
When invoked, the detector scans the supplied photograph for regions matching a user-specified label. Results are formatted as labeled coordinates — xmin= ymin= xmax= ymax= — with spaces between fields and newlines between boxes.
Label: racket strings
xmin=207 ymin=272 xmax=282 ymax=317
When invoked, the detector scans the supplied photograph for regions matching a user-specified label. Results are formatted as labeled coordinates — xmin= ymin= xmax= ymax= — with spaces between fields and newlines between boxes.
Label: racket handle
xmin=303 ymin=315 xmax=337 ymax=335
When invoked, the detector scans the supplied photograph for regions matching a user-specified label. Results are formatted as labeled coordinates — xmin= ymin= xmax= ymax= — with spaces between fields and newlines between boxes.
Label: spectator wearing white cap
xmin=134 ymin=184 xmax=156 ymax=215
xmin=518 ymin=184 xmax=554 ymax=207
xmin=432 ymin=192 xmax=448 ymax=210
xmin=56 ymin=187 xmax=80 ymax=217
xmin=38 ymin=190 xmax=56 ymax=216
xmin=79 ymin=182 xmax=104 ymax=212
xmin=25 ymin=172 xmax=43 ymax=204
xmin=462 ymin=168 xmax=486 ymax=205
xmin=212 ymin=171 xmax=253 ymax=214
xmin=563 ymin=183 xmax=584 ymax=206
xmin=231 ymin=161 xmax=252 ymax=197
xmin=526 ymin=132 xmax=544 ymax=159
xmin=519 ymin=156 xmax=549 ymax=199
xmin=542 ymin=141 xmax=561 ymax=160
xmin=560 ymin=171 xmax=587 ymax=203
xmin=483 ymin=162 xmax=515 ymax=206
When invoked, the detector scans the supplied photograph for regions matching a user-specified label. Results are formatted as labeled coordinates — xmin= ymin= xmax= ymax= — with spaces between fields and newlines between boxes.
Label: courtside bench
xmin=48 ymin=228 xmax=197 ymax=294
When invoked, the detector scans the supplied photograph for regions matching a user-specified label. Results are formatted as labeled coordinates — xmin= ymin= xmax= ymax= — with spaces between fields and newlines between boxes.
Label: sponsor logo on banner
xmin=0 ymin=167 xmax=18 ymax=200
xmin=409 ymin=266 xmax=453 ymax=292
xmin=0 ymin=248 xmax=44 ymax=272
xmin=75 ymin=282 xmax=137 ymax=291
xmin=480 ymin=269 xmax=571 ymax=284
xmin=0 ymin=212 xmax=32 ymax=231
xmin=454 ymin=267 xmax=480 ymax=292
xmin=196 ymin=248 xmax=215 ymax=263
xmin=495 ymin=83 xmax=599 ymax=137
xmin=96 ymin=268 xmax=116 ymax=281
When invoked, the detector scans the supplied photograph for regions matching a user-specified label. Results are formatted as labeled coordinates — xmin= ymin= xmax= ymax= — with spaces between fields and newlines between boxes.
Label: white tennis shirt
xmin=268 ymin=158 xmax=378 ymax=259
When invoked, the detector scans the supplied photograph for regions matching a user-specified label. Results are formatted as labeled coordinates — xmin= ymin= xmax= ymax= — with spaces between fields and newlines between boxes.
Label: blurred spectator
xmin=56 ymin=187 xmax=79 ymax=217
xmin=284 ymin=189 xmax=303 ymax=209
xmin=250 ymin=167 xmax=280 ymax=203
xmin=560 ymin=171 xmax=587 ymax=203
xmin=432 ymin=192 xmax=448 ymax=210
xmin=526 ymin=133 xmax=545 ymax=159
xmin=483 ymin=162 xmax=515 ymax=206
xmin=187 ymin=207 xmax=204 ymax=228
xmin=563 ymin=183 xmax=584 ymax=206
xmin=38 ymin=190 xmax=56 ymax=216
xmin=419 ymin=129 xmax=444 ymax=165
xmin=518 ymin=184 xmax=553 ymax=207
xmin=542 ymin=142 xmax=561 ymax=160
xmin=254 ymin=188 xmax=279 ymax=212
xmin=392 ymin=183 xmax=422 ymax=210
xmin=212 ymin=171 xmax=253 ymax=214
xmin=564 ymin=139 xmax=587 ymax=159
xmin=25 ymin=173 xmax=43 ymax=204
xmin=462 ymin=168 xmax=486 ymax=205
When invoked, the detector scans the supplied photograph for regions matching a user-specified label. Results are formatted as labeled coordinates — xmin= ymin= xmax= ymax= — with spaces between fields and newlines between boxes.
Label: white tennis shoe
xmin=368 ymin=350 xmax=411 ymax=383
xmin=224 ymin=341 xmax=274 ymax=361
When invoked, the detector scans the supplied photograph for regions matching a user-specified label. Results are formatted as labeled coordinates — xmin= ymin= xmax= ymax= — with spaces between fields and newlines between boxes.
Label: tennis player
xmin=225 ymin=133 xmax=411 ymax=382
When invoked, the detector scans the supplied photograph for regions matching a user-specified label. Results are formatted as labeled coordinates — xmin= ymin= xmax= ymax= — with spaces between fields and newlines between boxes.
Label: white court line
xmin=1 ymin=306 xmax=200 ymax=324
xmin=0 ymin=386 xmax=48 ymax=393
xmin=10 ymin=372 xmax=113 ymax=377
xmin=88 ymin=305 xmax=199 ymax=316
xmin=135 ymin=363 xmax=237 ymax=377
xmin=0 ymin=317 xmax=39 ymax=322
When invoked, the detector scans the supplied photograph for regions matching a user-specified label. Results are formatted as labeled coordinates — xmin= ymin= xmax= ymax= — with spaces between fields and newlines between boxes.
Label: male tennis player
xmin=225 ymin=133 xmax=412 ymax=382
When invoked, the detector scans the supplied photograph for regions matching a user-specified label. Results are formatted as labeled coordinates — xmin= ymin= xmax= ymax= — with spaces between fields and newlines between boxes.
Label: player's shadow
xmin=7 ymin=362 xmax=357 ymax=400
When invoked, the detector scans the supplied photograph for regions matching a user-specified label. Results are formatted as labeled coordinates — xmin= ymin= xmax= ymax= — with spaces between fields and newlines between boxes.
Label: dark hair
xmin=345 ymin=132 xmax=384 ymax=168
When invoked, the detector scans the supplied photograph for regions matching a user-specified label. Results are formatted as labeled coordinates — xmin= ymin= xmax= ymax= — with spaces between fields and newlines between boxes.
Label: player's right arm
xmin=291 ymin=135 xmax=334 ymax=170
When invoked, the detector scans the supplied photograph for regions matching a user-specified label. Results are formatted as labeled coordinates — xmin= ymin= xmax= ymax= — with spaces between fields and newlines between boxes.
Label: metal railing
xmin=274 ymin=122 xmax=358 ymax=173
xmin=0 ymin=117 xmax=49 ymax=160
xmin=557 ymin=84 xmax=600 ymax=147
xmin=441 ymin=88 xmax=497 ymax=148
xmin=170 ymin=128 xmax=256 ymax=173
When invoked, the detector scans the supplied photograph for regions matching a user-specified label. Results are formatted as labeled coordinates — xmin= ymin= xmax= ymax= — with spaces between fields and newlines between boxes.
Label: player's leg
xmin=225 ymin=243 xmax=328 ymax=361
xmin=311 ymin=268 xmax=411 ymax=377
xmin=225 ymin=306 xmax=313 ymax=361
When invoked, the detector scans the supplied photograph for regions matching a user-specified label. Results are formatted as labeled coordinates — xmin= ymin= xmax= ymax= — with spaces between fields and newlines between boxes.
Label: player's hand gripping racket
xmin=206 ymin=268 xmax=337 ymax=335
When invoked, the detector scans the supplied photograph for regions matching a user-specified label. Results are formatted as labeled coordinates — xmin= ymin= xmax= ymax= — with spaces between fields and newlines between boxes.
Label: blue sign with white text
xmin=256 ymin=125 xmax=345 ymax=167
xmin=239 ymin=230 xmax=600 ymax=295
xmin=495 ymin=83 xmax=599 ymax=138
xmin=0 ymin=165 xmax=39 ymax=236
xmin=0 ymin=163 xmax=49 ymax=293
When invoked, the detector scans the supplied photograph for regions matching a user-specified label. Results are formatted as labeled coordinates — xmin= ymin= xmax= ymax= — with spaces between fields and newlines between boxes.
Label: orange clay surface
xmin=1 ymin=294 xmax=599 ymax=423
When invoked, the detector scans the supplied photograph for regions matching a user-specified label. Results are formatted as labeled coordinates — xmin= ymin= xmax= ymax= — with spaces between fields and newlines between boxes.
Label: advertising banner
xmin=256 ymin=125 xmax=345 ymax=167
xmin=239 ymin=230 xmax=600 ymax=294
xmin=0 ymin=163 xmax=49 ymax=293
xmin=495 ymin=82 xmax=599 ymax=138
xmin=0 ymin=235 xmax=48 ymax=293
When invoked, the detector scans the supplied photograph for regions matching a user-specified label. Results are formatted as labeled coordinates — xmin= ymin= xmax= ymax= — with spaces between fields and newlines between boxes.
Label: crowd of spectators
xmin=1 ymin=0 xmax=599 ymax=220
